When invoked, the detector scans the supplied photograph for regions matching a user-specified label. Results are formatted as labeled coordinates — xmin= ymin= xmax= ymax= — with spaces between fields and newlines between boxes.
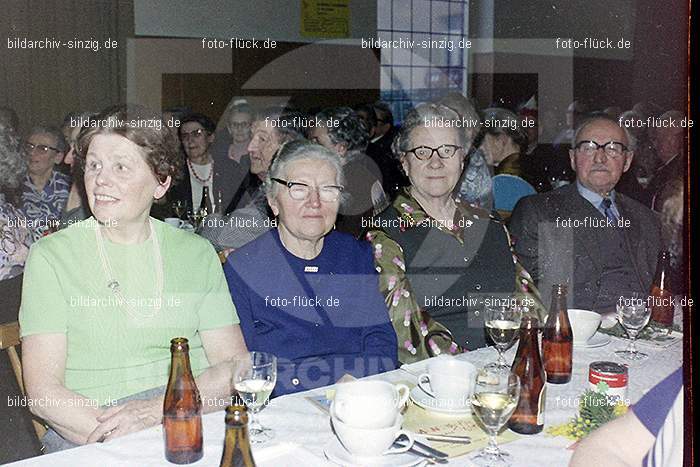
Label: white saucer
xmin=574 ymin=333 xmax=611 ymax=348
xmin=409 ymin=385 xmax=471 ymax=415
xmin=324 ymin=436 xmax=423 ymax=467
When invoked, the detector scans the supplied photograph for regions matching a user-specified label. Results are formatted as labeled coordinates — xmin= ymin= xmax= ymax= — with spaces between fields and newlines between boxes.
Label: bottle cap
xmin=225 ymin=404 xmax=248 ymax=425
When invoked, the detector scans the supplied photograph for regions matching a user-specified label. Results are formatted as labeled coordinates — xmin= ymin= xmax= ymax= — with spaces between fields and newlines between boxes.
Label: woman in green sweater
xmin=19 ymin=105 xmax=248 ymax=452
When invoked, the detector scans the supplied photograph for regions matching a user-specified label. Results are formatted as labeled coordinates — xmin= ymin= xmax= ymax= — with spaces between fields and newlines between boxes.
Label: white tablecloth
xmin=8 ymin=335 xmax=682 ymax=467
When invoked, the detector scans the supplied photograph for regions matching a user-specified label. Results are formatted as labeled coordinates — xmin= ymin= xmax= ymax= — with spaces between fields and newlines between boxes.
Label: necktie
xmin=600 ymin=197 xmax=619 ymax=223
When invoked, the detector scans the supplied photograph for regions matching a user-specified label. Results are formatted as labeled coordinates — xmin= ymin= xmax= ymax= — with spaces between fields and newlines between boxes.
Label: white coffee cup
xmin=417 ymin=356 xmax=477 ymax=408
xmin=164 ymin=217 xmax=185 ymax=228
xmin=332 ymin=415 xmax=414 ymax=458
xmin=331 ymin=380 xmax=410 ymax=429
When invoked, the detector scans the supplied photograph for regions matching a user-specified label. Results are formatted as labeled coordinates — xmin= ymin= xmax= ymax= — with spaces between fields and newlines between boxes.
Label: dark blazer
xmin=508 ymin=183 xmax=662 ymax=310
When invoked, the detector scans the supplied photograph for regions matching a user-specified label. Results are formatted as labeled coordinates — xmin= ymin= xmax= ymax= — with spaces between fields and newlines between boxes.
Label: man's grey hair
xmin=265 ymin=140 xmax=348 ymax=204
xmin=315 ymin=107 xmax=369 ymax=152
xmin=392 ymin=103 xmax=467 ymax=158
xmin=572 ymin=114 xmax=636 ymax=152
xmin=0 ymin=123 xmax=27 ymax=197
xmin=28 ymin=125 xmax=68 ymax=153
xmin=256 ymin=107 xmax=307 ymax=142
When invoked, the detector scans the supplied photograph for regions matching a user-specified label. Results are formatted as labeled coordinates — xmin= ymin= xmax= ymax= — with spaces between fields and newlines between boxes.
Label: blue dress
xmin=224 ymin=229 xmax=398 ymax=396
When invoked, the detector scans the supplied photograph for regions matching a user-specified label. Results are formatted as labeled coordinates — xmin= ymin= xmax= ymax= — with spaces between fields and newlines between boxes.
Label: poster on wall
xmin=301 ymin=0 xmax=350 ymax=38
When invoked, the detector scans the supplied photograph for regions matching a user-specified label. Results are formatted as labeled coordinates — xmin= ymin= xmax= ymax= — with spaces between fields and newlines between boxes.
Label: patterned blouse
xmin=0 ymin=194 xmax=34 ymax=281
xmin=366 ymin=189 xmax=546 ymax=364
xmin=21 ymin=170 xmax=71 ymax=237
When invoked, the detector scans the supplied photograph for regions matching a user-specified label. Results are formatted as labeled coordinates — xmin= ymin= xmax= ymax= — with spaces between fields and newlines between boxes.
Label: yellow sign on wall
xmin=301 ymin=0 xmax=350 ymax=38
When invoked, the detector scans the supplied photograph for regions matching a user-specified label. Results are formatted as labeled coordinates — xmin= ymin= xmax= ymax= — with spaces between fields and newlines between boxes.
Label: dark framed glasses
xmin=406 ymin=144 xmax=462 ymax=160
xmin=574 ymin=140 xmax=628 ymax=159
xmin=24 ymin=142 xmax=61 ymax=154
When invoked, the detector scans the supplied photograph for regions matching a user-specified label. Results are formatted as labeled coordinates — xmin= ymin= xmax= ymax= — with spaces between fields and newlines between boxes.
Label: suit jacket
xmin=508 ymin=183 xmax=662 ymax=310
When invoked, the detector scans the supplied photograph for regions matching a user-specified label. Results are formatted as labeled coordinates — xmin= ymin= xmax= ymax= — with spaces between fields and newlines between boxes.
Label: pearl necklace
xmin=187 ymin=158 xmax=213 ymax=183
xmin=94 ymin=219 xmax=164 ymax=319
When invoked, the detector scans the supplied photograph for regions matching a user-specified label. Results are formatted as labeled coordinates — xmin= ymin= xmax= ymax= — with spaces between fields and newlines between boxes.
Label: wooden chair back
xmin=0 ymin=321 xmax=48 ymax=442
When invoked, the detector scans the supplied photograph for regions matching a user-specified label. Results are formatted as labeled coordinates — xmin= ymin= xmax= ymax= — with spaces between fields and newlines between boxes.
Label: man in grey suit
xmin=509 ymin=115 xmax=662 ymax=313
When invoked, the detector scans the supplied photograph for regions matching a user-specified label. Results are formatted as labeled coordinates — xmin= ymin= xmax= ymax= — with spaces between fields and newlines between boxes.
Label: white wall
xmin=134 ymin=0 xmax=376 ymax=42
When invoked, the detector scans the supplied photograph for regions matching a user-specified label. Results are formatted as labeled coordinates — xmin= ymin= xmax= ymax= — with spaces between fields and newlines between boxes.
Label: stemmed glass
xmin=171 ymin=200 xmax=186 ymax=219
xmin=232 ymin=351 xmax=277 ymax=443
xmin=470 ymin=368 xmax=520 ymax=467
xmin=484 ymin=302 xmax=522 ymax=373
xmin=615 ymin=293 xmax=651 ymax=361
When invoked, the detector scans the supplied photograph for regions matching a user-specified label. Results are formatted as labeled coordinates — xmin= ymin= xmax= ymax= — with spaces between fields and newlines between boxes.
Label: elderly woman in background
xmin=366 ymin=104 xmax=544 ymax=363
xmin=309 ymin=107 xmax=388 ymax=237
xmin=20 ymin=105 xmax=248 ymax=452
xmin=201 ymin=108 xmax=306 ymax=253
xmin=226 ymin=100 xmax=253 ymax=164
xmin=437 ymin=93 xmax=492 ymax=209
xmin=0 ymin=123 xmax=34 ymax=282
xmin=224 ymin=140 xmax=398 ymax=396
xmin=59 ymin=111 xmax=94 ymax=227
xmin=21 ymin=126 xmax=71 ymax=236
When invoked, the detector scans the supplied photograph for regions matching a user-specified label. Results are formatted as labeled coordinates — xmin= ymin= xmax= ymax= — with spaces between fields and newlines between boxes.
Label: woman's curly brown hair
xmin=75 ymin=104 xmax=183 ymax=184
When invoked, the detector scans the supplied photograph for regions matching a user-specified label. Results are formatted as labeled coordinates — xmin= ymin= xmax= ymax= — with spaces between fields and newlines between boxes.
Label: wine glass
xmin=233 ymin=351 xmax=277 ymax=443
xmin=484 ymin=302 xmax=522 ymax=373
xmin=470 ymin=368 xmax=520 ymax=467
xmin=615 ymin=293 xmax=651 ymax=360
xmin=172 ymin=200 xmax=186 ymax=219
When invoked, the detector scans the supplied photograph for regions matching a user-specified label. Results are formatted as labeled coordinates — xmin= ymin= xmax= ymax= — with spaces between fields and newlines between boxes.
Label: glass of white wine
xmin=233 ymin=351 xmax=277 ymax=443
xmin=470 ymin=368 xmax=520 ymax=467
xmin=484 ymin=301 xmax=522 ymax=373
xmin=615 ymin=293 xmax=652 ymax=361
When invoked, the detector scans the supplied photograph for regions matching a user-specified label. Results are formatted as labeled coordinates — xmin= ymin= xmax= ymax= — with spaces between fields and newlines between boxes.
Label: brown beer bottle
xmin=200 ymin=186 xmax=213 ymax=217
xmin=542 ymin=284 xmax=573 ymax=384
xmin=508 ymin=316 xmax=546 ymax=434
xmin=650 ymin=251 xmax=674 ymax=327
xmin=163 ymin=338 xmax=203 ymax=464
xmin=219 ymin=405 xmax=256 ymax=467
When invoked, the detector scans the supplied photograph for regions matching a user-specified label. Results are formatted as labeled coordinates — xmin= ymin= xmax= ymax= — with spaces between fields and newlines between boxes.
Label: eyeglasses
xmin=406 ymin=144 xmax=462 ymax=160
xmin=180 ymin=128 xmax=208 ymax=140
xmin=574 ymin=140 xmax=628 ymax=159
xmin=24 ymin=142 xmax=61 ymax=154
xmin=271 ymin=178 xmax=344 ymax=202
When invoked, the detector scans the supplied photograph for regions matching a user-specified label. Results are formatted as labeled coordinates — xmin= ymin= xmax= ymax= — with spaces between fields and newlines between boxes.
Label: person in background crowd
xmin=225 ymin=107 xmax=306 ymax=216
xmin=0 ymin=107 xmax=20 ymax=133
xmin=553 ymin=100 xmax=586 ymax=149
xmin=365 ymin=102 xmax=408 ymax=200
xmin=169 ymin=113 xmax=217 ymax=213
xmin=654 ymin=177 xmax=684 ymax=292
xmin=59 ymin=111 xmax=94 ymax=228
xmin=366 ymin=104 xmax=545 ymax=363
xmin=226 ymin=100 xmax=253 ymax=164
xmin=21 ymin=126 xmax=70 ymax=237
xmin=309 ymin=107 xmax=387 ymax=237
xmin=0 ymin=123 xmax=34 ymax=281
xmin=647 ymin=110 xmax=685 ymax=208
xmin=19 ymin=104 xmax=248 ymax=452
xmin=355 ymin=103 xmax=377 ymax=140
xmin=571 ymin=367 xmax=683 ymax=467
xmin=224 ymin=141 xmax=398 ymax=396
xmin=509 ymin=115 xmax=662 ymax=311
xmin=437 ymin=93 xmax=492 ymax=209
xmin=618 ymin=110 xmax=658 ymax=184
xmin=603 ymin=106 xmax=622 ymax=120
xmin=1 ymin=121 xmax=41 ymax=464
xmin=199 ymin=108 xmax=306 ymax=254
xmin=479 ymin=108 xmax=530 ymax=180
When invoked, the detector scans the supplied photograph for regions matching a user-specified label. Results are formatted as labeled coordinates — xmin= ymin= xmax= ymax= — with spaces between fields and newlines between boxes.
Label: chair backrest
xmin=492 ymin=174 xmax=537 ymax=212
xmin=0 ymin=321 xmax=48 ymax=443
